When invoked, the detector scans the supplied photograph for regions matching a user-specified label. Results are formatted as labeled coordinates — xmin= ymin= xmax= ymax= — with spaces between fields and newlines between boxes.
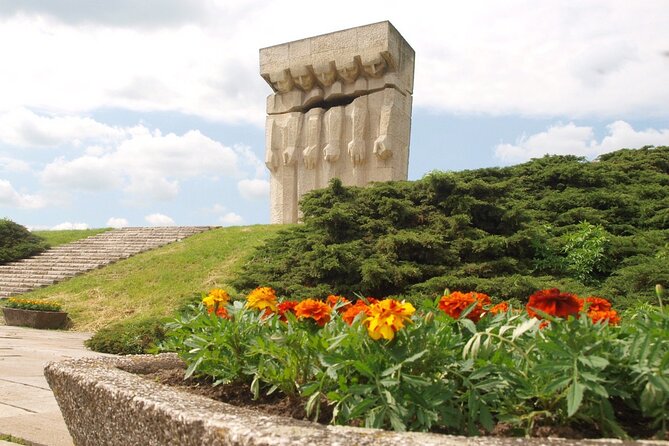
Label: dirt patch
xmin=141 ymin=366 xmax=331 ymax=423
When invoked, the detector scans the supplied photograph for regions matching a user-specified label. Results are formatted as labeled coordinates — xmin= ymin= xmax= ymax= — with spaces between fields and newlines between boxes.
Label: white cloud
xmin=495 ymin=120 xmax=669 ymax=163
xmin=41 ymin=156 xmax=121 ymax=191
xmin=203 ymin=203 xmax=227 ymax=214
xmin=234 ymin=144 xmax=266 ymax=179
xmin=39 ymin=123 xmax=239 ymax=201
xmin=0 ymin=0 xmax=209 ymax=28
xmin=219 ymin=212 xmax=243 ymax=226
xmin=51 ymin=222 xmax=89 ymax=230
xmin=237 ymin=179 xmax=269 ymax=200
xmin=0 ymin=179 xmax=45 ymax=209
xmin=0 ymin=157 xmax=31 ymax=173
xmin=145 ymin=213 xmax=175 ymax=226
xmin=107 ymin=217 xmax=129 ymax=228
xmin=0 ymin=3 xmax=667 ymax=123
xmin=0 ymin=108 xmax=126 ymax=148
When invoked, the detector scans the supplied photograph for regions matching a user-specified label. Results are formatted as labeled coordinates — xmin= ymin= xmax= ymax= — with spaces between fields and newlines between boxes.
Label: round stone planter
xmin=44 ymin=353 xmax=668 ymax=446
xmin=2 ymin=307 xmax=68 ymax=329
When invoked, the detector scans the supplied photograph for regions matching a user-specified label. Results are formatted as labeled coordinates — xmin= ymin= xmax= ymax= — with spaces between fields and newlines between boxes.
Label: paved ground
xmin=0 ymin=325 xmax=112 ymax=446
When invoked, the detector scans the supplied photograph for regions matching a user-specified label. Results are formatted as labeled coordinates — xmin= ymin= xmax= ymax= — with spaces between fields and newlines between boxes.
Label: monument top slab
xmin=260 ymin=21 xmax=414 ymax=95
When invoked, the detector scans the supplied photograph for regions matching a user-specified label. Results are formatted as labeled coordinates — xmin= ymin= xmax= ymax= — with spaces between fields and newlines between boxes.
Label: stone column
xmin=260 ymin=21 xmax=415 ymax=223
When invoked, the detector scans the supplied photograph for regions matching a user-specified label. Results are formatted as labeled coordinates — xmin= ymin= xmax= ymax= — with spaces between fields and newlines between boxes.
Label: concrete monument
xmin=260 ymin=21 xmax=415 ymax=223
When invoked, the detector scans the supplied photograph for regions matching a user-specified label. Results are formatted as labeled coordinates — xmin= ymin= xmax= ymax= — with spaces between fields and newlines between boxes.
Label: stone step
xmin=0 ymin=226 xmax=215 ymax=297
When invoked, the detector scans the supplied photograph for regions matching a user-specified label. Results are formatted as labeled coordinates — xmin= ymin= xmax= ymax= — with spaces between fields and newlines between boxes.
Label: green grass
xmin=20 ymin=225 xmax=288 ymax=331
xmin=33 ymin=228 xmax=112 ymax=247
xmin=0 ymin=433 xmax=29 ymax=445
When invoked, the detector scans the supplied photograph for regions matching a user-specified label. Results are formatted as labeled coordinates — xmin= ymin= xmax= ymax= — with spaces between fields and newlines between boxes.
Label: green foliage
xmin=85 ymin=317 xmax=167 ymax=354
xmin=0 ymin=218 xmax=48 ymax=264
xmin=161 ymin=300 xmax=669 ymax=438
xmin=232 ymin=147 xmax=669 ymax=307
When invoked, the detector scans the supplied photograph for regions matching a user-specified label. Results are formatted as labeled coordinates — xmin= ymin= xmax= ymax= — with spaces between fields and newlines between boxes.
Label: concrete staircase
xmin=0 ymin=226 xmax=215 ymax=299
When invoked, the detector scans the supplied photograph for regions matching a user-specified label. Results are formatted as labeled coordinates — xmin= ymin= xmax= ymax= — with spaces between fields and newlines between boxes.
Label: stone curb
xmin=44 ymin=354 xmax=668 ymax=446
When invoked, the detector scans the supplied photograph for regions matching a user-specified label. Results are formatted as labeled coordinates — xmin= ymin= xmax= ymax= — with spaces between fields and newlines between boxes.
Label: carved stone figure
xmin=260 ymin=21 xmax=415 ymax=223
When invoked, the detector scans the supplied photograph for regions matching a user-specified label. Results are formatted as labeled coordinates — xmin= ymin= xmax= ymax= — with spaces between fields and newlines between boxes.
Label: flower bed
xmin=2 ymin=298 xmax=67 ymax=329
xmin=159 ymin=287 xmax=668 ymax=440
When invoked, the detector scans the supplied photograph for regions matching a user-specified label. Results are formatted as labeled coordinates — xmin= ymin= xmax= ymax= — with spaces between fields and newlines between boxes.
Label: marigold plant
xmin=325 ymin=295 xmax=351 ymax=312
xmin=363 ymin=298 xmax=415 ymax=340
xmin=202 ymin=288 xmax=231 ymax=318
xmin=526 ymin=288 xmax=582 ymax=319
xmin=438 ymin=291 xmax=491 ymax=322
xmin=342 ymin=299 xmax=372 ymax=325
xmin=3 ymin=298 xmax=62 ymax=312
xmin=294 ymin=298 xmax=332 ymax=326
xmin=202 ymin=288 xmax=230 ymax=307
xmin=246 ymin=286 xmax=278 ymax=312
xmin=489 ymin=301 xmax=509 ymax=315
xmin=583 ymin=296 xmax=620 ymax=325
xmin=277 ymin=300 xmax=299 ymax=322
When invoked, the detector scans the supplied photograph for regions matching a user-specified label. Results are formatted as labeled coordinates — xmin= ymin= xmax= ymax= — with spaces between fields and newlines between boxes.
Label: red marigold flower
xmin=489 ymin=302 xmax=509 ymax=314
xmin=526 ymin=288 xmax=582 ymax=319
xmin=277 ymin=300 xmax=299 ymax=322
xmin=342 ymin=300 xmax=372 ymax=325
xmin=294 ymin=299 xmax=332 ymax=326
xmin=438 ymin=291 xmax=491 ymax=322
xmin=325 ymin=294 xmax=351 ymax=312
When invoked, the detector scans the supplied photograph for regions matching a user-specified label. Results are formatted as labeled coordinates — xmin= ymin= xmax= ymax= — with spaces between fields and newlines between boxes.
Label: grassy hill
xmin=14 ymin=225 xmax=285 ymax=331
xmin=33 ymin=228 xmax=111 ymax=247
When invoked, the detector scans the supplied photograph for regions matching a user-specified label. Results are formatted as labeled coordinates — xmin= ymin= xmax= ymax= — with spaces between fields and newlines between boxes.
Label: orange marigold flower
xmin=215 ymin=306 xmax=230 ymax=319
xmin=587 ymin=310 xmax=621 ymax=325
xmin=246 ymin=287 xmax=278 ymax=312
xmin=438 ymin=291 xmax=491 ymax=322
xmin=277 ymin=300 xmax=299 ymax=322
xmin=326 ymin=294 xmax=351 ymax=312
xmin=342 ymin=300 xmax=372 ymax=325
xmin=294 ymin=299 xmax=332 ymax=326
xmin=583 ymin=296 xmax=612 ymax=312
xmin=489 ymin=302 xmax=509 ymax=314
xmin=583 ymin=296 xmax=619 ymax=325
xmin=363 ymin=299 xmax=416 ymax=340
xmin=526 ymin=288 xmax=582 ymax=319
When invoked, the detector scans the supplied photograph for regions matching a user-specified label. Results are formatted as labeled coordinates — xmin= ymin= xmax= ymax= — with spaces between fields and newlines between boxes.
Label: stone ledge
xmin=44 ymin=353 xmax=667 ymax=446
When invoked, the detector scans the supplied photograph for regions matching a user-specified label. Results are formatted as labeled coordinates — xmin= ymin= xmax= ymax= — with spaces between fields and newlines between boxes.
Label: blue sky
xmin=0 ymin=1 xmax=668 ymax=229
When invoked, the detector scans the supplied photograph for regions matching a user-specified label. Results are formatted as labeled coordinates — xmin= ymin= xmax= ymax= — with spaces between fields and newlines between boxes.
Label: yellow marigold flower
xmin=209 ymin=288 xmax=230 ymax=303
xmin=202 ymin=288 xmax=230 ymax=307
xmin=245 ymin=286 xmax=278 ymax=312
xmin=363 ymin=299 xmax=416 ymax=341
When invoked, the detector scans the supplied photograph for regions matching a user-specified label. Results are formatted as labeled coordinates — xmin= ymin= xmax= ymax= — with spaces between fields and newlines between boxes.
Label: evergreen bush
xmin=232 ymin=147 xmax=669 ymax=307
xmin=0 ymin=218 xmax=48 ymax=264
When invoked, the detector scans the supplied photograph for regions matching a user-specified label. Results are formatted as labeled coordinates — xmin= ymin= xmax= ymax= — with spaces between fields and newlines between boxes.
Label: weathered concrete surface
xmin=0 ymin=325 xmax=113 ymax=446
xmin=45 ymin=353 xmax=668 ymax=446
